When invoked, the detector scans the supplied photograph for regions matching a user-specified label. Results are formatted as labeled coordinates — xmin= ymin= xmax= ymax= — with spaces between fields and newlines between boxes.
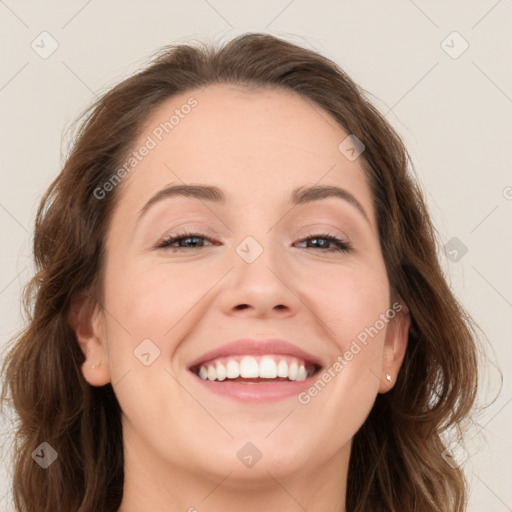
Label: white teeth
xmin=288 ymin=361 xmax=298 ymax=381
xmin=226 ymin=359 xmax=240 ymax=379
xmin=239 ymin=356 xmax=259 ymax=378
xmin=259 ymin=356 xmax=277 ymax=378
xmin=277 ymin=360 xmax=288 ymax=378
xmin=216 ymin=361 xmax=227 ymax=381
xmin=195 ymin=355 xmax=315 ymax=382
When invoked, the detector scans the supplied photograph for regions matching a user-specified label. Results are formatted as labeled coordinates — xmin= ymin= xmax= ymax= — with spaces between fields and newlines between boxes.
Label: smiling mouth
xmin=190 ymin=354 xmax=322 ymax=383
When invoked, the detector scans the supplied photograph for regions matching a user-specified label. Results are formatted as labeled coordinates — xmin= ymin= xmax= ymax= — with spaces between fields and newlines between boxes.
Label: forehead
xmin=115 ymin=83 xmax=375 ymax=224
xmin=141 ymin=83 xmax=346 ymax=158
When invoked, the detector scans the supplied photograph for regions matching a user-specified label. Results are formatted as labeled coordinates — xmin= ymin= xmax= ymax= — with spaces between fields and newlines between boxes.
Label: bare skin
xmin=70 ymin=84 xmax=410 ymax=512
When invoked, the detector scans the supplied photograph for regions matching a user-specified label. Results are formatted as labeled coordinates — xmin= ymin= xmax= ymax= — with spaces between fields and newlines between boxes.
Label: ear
xmin=68 ymin=293 xmax=111 ymax=386
xmin=378 ymin=300 xmax=410 ymax=393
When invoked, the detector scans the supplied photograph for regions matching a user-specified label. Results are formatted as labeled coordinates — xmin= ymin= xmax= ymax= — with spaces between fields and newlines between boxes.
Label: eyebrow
xmin=137 ymin=183 xmax=370 ymax=224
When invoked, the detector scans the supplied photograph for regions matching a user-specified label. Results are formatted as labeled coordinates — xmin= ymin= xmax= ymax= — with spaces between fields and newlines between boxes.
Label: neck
xmin=117 ymin=425 xmax=349 ymax=512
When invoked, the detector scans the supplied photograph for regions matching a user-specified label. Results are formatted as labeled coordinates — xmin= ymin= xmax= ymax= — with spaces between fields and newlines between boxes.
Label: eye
xmin=156 ymin=231 xmax=216 ymax=250
xmin=295 ymin=232 xmax=352 ymax=253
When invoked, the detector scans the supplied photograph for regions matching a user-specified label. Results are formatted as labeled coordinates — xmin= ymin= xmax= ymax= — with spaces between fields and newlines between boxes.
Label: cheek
xmin=100 ymin=259 xmax=206 ymax=426
xmin=298 ymin=262 xmax=390 ymax=395
xmin=300 ymin=261 xmax=390 ymax=343
xmin=104 ymin=257 xmax=209 ymax=334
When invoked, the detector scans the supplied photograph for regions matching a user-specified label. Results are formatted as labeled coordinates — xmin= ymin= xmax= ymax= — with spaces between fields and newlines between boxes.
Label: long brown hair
xmin=1 ymin=32 xmax=482 ymax=511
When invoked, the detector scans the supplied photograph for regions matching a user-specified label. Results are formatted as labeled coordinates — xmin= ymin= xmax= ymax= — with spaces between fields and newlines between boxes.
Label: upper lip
xmin=187 ymin=338 xmax=323 ymax=370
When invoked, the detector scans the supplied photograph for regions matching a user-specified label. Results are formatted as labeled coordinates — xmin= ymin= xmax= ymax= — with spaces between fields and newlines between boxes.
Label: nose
xmin=218 ymin=237 xmax=302 ymax=319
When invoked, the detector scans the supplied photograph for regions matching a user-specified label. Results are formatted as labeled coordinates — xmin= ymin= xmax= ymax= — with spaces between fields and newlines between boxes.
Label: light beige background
xmin=1 ymin=1 xmax=511 ymax=510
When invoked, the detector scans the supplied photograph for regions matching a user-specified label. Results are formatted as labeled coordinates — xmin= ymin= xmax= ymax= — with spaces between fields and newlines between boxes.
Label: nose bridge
xmin=222 ymin=230 xmax=298 ymax=314
xmin=229 ymin=199 xmax=279 ymax=268
xmin=233 ymin=232 xmax=283 ymax=286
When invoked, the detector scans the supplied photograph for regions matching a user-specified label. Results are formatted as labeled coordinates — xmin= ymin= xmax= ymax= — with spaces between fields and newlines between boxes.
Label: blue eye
xmin=157 ymin=231 xmax=351 ymax=253
xmin=295 ymin=233 xmax=351 ymax=253
xmin=157 ymin=232 xmax=215 ymax=249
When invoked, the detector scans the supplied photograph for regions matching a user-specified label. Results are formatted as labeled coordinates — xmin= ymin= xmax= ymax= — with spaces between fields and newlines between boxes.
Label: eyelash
xmin=156 ymin=230 xmax=352 ymax=253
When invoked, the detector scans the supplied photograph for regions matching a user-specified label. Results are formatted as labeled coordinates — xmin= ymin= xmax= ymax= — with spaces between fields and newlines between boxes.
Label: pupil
xmin=184 ymin=237 xmax=201 ymax=247
xmin=311 ymin=238 xmax=327 ymax=248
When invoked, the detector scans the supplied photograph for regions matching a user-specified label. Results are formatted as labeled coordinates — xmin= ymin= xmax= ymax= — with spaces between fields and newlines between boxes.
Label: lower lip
xmin=190 ymin=373 xmax=318 ymax=403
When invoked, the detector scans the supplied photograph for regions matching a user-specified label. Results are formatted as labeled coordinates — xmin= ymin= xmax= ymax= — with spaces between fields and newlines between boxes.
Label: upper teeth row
xmin=197 ymin=355 xmax=311 ymax=382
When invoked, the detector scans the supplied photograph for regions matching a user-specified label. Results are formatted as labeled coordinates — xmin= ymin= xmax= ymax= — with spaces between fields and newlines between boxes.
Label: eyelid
xmin=295 ymin=231 xmax=352 ymax=253
xmin=155 ymin=229 xmax=219 ymax=249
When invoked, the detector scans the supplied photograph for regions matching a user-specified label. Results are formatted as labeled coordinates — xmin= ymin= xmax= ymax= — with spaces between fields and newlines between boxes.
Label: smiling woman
xmin=1 ymin=33 xmax=481 ymax=512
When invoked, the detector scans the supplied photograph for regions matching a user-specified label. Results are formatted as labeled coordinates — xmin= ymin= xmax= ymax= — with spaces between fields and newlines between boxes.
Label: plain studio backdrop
xmin=0 ymin=1 xmax=510 ymax=510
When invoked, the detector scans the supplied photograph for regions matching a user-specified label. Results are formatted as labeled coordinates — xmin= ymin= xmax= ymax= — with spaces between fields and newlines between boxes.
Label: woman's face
xmin=79 ymin=84 xmax=409 ymax=489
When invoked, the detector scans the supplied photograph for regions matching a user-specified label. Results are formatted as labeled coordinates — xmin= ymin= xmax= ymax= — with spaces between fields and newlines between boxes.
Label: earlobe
xmin=378 ymin=302 xmax=411 ymax=393
xmin=68 ymin=294 xmax=111 ymax=386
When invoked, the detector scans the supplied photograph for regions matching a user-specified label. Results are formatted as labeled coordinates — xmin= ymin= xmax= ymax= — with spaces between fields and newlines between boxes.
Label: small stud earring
xmin=90 ymin=362 xmax=100 ymax=369
xmin=386 ymin=373 xmax=392 ymax=382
